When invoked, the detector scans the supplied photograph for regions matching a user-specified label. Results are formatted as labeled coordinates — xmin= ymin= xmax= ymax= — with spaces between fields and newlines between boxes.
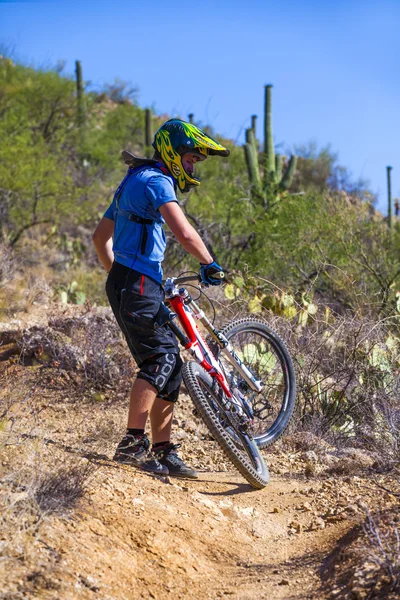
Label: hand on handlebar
xmin=200 ymin=261 xmax=224 ymax=286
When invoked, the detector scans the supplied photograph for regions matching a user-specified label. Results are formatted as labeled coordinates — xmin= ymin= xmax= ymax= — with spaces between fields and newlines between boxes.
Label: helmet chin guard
xmin=153 ymin=119 xmax=230 ymax=192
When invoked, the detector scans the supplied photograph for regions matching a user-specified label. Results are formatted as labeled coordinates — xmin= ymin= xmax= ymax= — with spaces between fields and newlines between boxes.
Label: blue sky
xmin=1 ymin=0 xmax=399 ymax=213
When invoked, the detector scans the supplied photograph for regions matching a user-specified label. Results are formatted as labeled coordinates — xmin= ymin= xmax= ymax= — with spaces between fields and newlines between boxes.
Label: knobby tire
xmin=219 ymin=317 xmax=296 ymax=448
xmin=182 ymin=361 xmax=269 ymax=489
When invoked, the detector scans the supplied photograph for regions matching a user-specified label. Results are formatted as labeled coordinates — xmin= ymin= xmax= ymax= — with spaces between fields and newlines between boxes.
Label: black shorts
xmin=106 ymin=262 xmax=182 ymax=401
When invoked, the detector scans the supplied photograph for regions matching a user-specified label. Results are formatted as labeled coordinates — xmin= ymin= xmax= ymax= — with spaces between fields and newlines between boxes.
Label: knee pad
xmin=138 ymin=353 xmax=183 ymax=403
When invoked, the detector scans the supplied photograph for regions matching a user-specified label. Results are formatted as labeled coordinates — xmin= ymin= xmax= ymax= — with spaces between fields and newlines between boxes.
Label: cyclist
xmin=93 ymin=119 xmax=229 ymax=478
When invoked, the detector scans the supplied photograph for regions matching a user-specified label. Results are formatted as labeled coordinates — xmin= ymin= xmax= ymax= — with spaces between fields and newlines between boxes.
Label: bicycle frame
xmin=164 ymin=276 xmax=264 ymax=403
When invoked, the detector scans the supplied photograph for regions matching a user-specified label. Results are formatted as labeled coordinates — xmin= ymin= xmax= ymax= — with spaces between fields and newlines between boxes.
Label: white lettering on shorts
xmin=154 ymin=353 xmax=175 ymax=390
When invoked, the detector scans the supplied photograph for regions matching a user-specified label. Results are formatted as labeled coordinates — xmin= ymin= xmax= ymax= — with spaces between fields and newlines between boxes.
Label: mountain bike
xmin=162 ymin=272 xmax=296 ymax=490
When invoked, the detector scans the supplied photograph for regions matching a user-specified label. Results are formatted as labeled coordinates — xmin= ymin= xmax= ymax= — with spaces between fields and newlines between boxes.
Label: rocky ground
xmin=0 ymin=305 xmax=398 ymax=600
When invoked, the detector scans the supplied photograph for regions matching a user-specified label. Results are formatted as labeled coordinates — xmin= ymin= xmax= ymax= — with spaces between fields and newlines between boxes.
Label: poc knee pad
xmin=138 ymin=353 xmax=182 ymax=402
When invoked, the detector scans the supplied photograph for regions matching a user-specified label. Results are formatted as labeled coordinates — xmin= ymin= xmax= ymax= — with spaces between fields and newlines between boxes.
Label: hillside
xmin=0 ymin=56 xmax=399 ymax=600
xmin=1 ymin=303 xmax=399 ymax=600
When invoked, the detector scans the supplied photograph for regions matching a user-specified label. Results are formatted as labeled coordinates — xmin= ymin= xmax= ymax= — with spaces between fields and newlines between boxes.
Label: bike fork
xmin=188 ymin=300 xmax=264 ymax=394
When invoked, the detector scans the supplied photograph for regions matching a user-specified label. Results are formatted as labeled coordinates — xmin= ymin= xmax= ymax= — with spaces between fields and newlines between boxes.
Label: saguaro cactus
xmin=263 ymin=84 xmax=297 ymax=190
xmin=264 ymin=84 xmax=275 ymax=181
xmin=75 ymin=60 xmax=85 ymax=128
xmin=243 ymin=84 xmax=297 ymax=203
xmin=387 ymin=166 xmax=393 ymax=229
xmin=243 ymin=128 xmax=262 ymax=196
xmin=145 ymin=109 xmax=152 ymax=157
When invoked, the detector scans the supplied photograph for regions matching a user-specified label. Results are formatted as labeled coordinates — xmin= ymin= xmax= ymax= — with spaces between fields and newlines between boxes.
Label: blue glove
xmin=200 ymin=261 xmax=224 ymax=286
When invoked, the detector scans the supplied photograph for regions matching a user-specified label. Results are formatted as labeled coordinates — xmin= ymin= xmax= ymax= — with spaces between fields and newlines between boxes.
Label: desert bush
xmin=32 ymin=458 xmax=95 ymax=514
xmin=250 ymin=308 xmax=400 ymax=461
xmin=16 ymin=307 xmax=134 ymax=393
xmin=0 ymin=447 xmax=95 ymax=586
xmin=359 ymin=509 xmax=400 ymax=598
xmin=0 ymin=369 xmax=45 ymax=450
xmin=0 ymin=243 xmax=17 ymax=288
xmin=3 ymin=55 xmax=399 ymax=326
xmin=324 ymin=508 xmax=400 ymax=600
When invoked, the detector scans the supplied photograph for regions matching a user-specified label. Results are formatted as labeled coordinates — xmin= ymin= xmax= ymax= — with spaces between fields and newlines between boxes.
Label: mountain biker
xmin=92 ymin=118 xmax=229 ymax=478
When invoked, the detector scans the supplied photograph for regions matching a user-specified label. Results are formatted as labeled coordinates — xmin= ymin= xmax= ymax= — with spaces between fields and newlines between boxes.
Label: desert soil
xmin=0 ymin=306 xmax=397 ymax=600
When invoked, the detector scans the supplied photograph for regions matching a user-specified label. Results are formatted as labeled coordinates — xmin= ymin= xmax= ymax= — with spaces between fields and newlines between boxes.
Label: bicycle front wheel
xmin=182 ymin=361 xmax=269 ymax=489
xmin=218 ymin=317 xmax=296 ymax=448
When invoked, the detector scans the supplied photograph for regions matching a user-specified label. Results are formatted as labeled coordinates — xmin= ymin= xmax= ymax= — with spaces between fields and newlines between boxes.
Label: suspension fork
xmin=188 ymin=299 xmax=264 ymax=394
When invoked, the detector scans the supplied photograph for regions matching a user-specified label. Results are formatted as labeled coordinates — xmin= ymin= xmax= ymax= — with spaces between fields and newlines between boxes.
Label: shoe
xmin=153 ymin=443 xmax=198 ymax=479
xmin=113 ymin=434 xmax=169 ymax=475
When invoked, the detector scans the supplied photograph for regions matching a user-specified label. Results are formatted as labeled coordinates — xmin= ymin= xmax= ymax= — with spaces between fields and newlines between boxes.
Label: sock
xmin=152 ymin=441 xmax=170 ymax=449
xmin=127 ymin=428 xmax=145 ymax=437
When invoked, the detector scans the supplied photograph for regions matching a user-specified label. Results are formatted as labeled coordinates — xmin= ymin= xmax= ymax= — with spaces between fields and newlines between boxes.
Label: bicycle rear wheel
xmin=217 ymin=317 xmax=296 ymax=448
xmin=182 ymin=361 xmax=269 ymax=489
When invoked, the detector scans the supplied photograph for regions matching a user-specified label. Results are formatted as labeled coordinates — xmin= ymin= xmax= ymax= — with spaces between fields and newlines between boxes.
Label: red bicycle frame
xmin=168 ymin=294 xmax=233 ymax=398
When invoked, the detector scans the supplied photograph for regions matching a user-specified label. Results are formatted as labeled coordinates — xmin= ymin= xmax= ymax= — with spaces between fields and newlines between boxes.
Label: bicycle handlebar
xmin=173 ymin=271 xmax=224 ymax=285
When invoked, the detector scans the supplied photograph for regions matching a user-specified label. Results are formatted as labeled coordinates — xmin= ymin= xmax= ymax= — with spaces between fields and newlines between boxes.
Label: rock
xmin=356 ymin=500 xmax=369 ymax=512
xmin=336 ymin=448 xmax=375 ymax=468
xmin=191 ymin=492 xmax=225 ymax=518
xmin=301 ymin=450 xmax=318 ymax=462
xmin=326 ymin=448 xmax=375 ymax=475
xmin=323 ymin=454 xmax=341 ymax=468
xmin=218 ymin=500 xmax=239 ymax=519
xmin=289 ymin=432 xmax=334 ymax=453
xmin=237 ymin=506 xmax=256 ymax=518
xmin=288 ymin=520 xmax=303 ymax=533
xmin=252 ymin=518 xmax=286 ymax=539
xmin=309 ymin=517 xmax=325 ymax=530
xmin=0 ymin=320 xmax=22 ymax=334
xmin=304 ymin=461 xmax=317 ymax=477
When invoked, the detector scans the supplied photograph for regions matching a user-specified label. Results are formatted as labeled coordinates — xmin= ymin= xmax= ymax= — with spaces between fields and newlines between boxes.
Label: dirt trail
xmin=32 ymin=463 xmax=353 ymax=600
xmin=0 ymin=374 xmax=391 ymax=600
xmin=1 ymin=306 xmax=394 ymax=600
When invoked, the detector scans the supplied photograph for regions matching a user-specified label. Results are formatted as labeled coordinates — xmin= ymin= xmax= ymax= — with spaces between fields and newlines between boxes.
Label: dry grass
xmin=362 ymin=510 xmax=400 ymax=596
xmin=0 ymin=443 xmax=96 ymax=600
xmin=261 ymin=312 xmax=399 ymax=461
xmin=327 ymin=508 xmax=400 ymax=600
xmin=0 ymin=444 xmax=95 ymax=566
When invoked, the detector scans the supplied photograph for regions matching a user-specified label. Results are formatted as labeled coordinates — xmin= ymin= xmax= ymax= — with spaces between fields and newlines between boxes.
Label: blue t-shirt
xmin=104 ymin=166 xmax=177 ymax=283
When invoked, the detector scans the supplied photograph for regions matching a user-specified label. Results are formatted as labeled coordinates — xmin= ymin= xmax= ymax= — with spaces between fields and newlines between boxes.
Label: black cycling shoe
xmin=113 ymin=434 xmax=169 ymax=475
xmin=153 ymin=443 xmax=198 ymax=479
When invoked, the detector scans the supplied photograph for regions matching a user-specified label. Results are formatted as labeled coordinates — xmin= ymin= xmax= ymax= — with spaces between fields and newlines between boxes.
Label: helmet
xmin=153 ymin=119 xmax=230 ymax=192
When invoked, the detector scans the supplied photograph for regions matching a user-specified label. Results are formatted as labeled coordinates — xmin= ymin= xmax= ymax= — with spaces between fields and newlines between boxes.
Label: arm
xmin=159 ymin=202 xmax=213 ymax=264
xmin=92 ymin=217 xmax=115 ymax=272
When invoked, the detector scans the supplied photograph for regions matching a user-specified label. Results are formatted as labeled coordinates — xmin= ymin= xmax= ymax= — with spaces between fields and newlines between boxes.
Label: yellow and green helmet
xmin=153 ymin=119 xmax=230 ymax=192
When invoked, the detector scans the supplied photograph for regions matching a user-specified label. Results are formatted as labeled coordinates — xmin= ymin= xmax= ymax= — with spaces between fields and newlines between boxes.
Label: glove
xmin=200 ymin=261 xmax=224 ymax=286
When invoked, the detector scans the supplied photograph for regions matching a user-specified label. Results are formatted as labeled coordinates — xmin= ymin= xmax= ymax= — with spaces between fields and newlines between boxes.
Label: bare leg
xmin=127 ymin=378 xmax=157 ymax=429
xmin=150 ymin=398 xmax=174 ymax=444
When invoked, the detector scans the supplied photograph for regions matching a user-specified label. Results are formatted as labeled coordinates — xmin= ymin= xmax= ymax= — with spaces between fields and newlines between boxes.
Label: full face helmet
xmin=153 ymin=119 xmax=230 ymax=192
